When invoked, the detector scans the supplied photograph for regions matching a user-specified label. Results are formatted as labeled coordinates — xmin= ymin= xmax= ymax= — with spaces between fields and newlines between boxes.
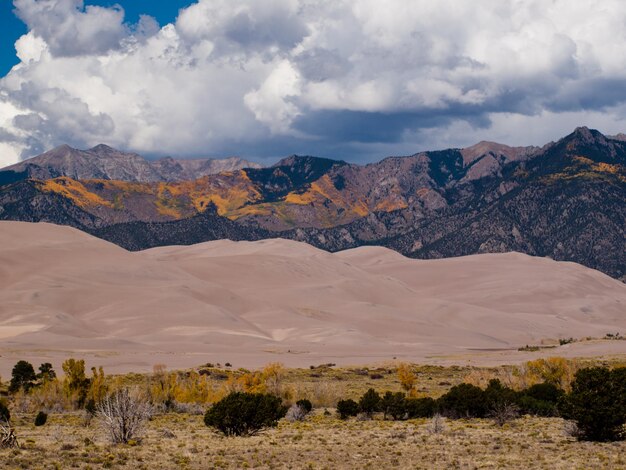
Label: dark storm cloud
xmin=546 ymin=78 xmax=626 ymax=112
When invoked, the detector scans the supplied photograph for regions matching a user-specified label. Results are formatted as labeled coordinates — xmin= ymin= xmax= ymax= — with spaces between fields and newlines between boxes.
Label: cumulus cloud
xmin=2 ymin=0 xmax=626 ymax=166
xmin=13 ymin=0 xmax=129 ymax=56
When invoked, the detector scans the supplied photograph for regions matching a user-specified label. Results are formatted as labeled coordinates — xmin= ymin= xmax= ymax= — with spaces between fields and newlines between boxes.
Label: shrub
xmin=85 ymin=399 xmax=97 ymax=415
xmin=296 ymin=399 xmax=312 ymax=414
xmin=405 ymin=397 xmax=436 ymax=419
xmin=9 ymin=360 xmax=36 ymax=393
xmin=518 ymin=396 xmax=557 ymax=417
xmin=381 ymin=391 xmax=407 ymax=420
xmin=34 ymin=411 xmax=48 ymax=426
xmin=437 ymin=383 xmax=488 ymax=418
xmin=559 ymin=367 xmax=626 ymax=442
xmin=0 ymin=401 xmax=10 ymax=423
xmin=524 ymin=357 xmax=575 ymax=390
xmin=204 ymin=392 xmax=287 ymax=436
xmin=523 ymin=382 xmax=564 ymax=403
xmin=427 ymin=413 xmax=446 ymax=434
xmin=223 ymin=363 xmax=290 ymax=399
xmin=96 ymin=388 xmax=152 ymax=444
xmin=285 ymin=404 xmax=308 ymax=422
xmin=336 ymin=399 xmax=359 ymax=419
xmin=489 ymin=402 xmax=519 ymax=426
xmin=518 ymin=382 xmax=563 ymax=416
xmin=484 ymin=379 xmax=518 ymax=406
xmin=359 ymin=388 xmax=381 ymax=416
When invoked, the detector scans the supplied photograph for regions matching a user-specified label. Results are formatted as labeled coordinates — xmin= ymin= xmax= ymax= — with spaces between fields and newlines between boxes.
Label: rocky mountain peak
xmin=51 ymin=144 xmax=74 ymax=152
xmin=89 ymin=144 xmax=119 ymax=154
xmin=460 ymin=141 xmax=535 ymax=165
xmin=568 ymin=126 xmax=605 ymax=144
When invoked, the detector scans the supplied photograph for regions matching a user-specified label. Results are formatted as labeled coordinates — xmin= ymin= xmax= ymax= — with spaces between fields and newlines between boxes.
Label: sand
xmin=0 ymin=221 xmax=625 ymax=375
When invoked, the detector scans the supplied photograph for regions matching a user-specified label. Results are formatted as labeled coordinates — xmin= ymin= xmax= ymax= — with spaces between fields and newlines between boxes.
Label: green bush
xmin=85 ymin=399 xmax=97 ymax=416
xmin=204 ymin=392 xmax=287 ymax=436
xmin=336 ymin=399 xmax=359 ymax=419
xmin=296 ymin=399 xmax=313 ymax=414
xmin=359 ymin=388 xmax=381 ymax=416
xmin=559 ymin=367 xmax=626 ymax=442
xmin=484 ymin=379 xmax=518 ymax=406
xmin=437 ymin=383 xmax=488 ymax=418
xmin=0 ymin=400 xmax=10 ymax=422
xmin=518 ymin=396 xmax=557 ymax=417
xmin=380 ymin=391 xmax=407 ymax=420
xmin=518 ymin=382 xmax=563 ymax=417
xmin=405 ymin=397 xmax=436 ymax=419
xmin=34 ymin=411 xmax=48 ymax=426
xmin=523 ymin=382 xmax=564 ymax=403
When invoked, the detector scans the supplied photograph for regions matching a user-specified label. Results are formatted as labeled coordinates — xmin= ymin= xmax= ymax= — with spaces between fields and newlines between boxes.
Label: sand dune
xmin=0 ymin=221 xmax=625 ymax=374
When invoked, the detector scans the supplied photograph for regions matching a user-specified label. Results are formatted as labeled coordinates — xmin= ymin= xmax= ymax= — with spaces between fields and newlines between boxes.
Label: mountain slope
xmin=286 ymin=127 xmax=626 ymax=280
xmin=1 ymin=221 xmax=625 ymax=374
xmin=90 ymin=204 xmax=271 ymax=250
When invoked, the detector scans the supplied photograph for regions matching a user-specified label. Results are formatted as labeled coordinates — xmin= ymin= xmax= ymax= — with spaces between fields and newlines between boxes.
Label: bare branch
xmin=96 ymin=388 xmax=152 ymax=444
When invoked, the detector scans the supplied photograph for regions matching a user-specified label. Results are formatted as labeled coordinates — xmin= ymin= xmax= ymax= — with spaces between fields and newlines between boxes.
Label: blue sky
xmin=1 ymin=0 xmax=626 ymax=166
xmin=1 ymin=1 xmax=191 ymax=75
xmin=0 ymin=1 xmax=26 ymax=75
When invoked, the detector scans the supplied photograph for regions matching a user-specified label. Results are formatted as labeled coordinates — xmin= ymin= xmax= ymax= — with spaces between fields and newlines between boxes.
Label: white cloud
xmin=2 ymin=0 xmax=626 ymax=164
xmin=244 ymin=60 xmax=302 ymax=134
xmin=14 ymin=33 xmax=48 ymax=63
xmin=13 ymin=0 xmax=129 ymax=57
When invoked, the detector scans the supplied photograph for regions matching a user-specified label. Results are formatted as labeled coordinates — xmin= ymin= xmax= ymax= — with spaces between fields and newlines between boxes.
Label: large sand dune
xmin=0 ymin=221 xmax=625 ymax=374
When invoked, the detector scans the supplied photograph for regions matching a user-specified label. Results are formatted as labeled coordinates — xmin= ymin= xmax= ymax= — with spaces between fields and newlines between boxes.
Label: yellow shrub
xmin=147 ymin=365 xmax=223 ymax=405
xmin=221 ymin=363 xmax=292 ymax=400
xmin=464 ymin=358 xmax=579 ymax=391
xmin=522 ymin=357 xmax=578 ymax=391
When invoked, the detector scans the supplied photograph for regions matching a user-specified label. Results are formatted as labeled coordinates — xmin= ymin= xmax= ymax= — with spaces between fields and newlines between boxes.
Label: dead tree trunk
xmin=0 ymin=420 xmax=19 ymax=449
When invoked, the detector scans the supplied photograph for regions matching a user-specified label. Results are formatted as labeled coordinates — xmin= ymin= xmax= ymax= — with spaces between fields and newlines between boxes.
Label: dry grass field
xmin=2 ymin=360 xmax=626 ymax=469
xmin=3 ymin=411 xmax=626 ymax=469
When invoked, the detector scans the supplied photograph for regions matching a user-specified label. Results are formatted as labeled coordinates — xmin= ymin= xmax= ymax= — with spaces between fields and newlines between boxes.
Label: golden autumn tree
xmin=62 ymin=358 xmax=90 ymax=406
xmin=87 ymin=366 xmax=108 ymax=405
xmin=397 ymin=363 xmax=417 ymax=396
xmin=262 ymin=363 xmax=286 ymax=396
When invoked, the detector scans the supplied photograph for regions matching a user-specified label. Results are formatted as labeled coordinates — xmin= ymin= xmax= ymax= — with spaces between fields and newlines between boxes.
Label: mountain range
xmin=0 ymin=126 xmax=624 ymax=281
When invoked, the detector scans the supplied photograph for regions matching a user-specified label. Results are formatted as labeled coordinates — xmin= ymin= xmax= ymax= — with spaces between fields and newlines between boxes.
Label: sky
xmin=2 ymin=0 xmax=626 ymax=167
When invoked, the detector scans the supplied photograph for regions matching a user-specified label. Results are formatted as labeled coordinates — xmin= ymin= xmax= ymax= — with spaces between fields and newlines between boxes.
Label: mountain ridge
xmin=0 ymin=127 xmax=624 ymax=281
xmin=0 ymin=143 xmax=262 ymax=184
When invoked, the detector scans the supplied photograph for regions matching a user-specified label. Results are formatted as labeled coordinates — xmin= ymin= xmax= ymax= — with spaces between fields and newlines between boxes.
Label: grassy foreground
xmin=2 ymin=360 xmax=626 ymax=469
xmin=4 ymin=411 xmax=626 ymax=469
